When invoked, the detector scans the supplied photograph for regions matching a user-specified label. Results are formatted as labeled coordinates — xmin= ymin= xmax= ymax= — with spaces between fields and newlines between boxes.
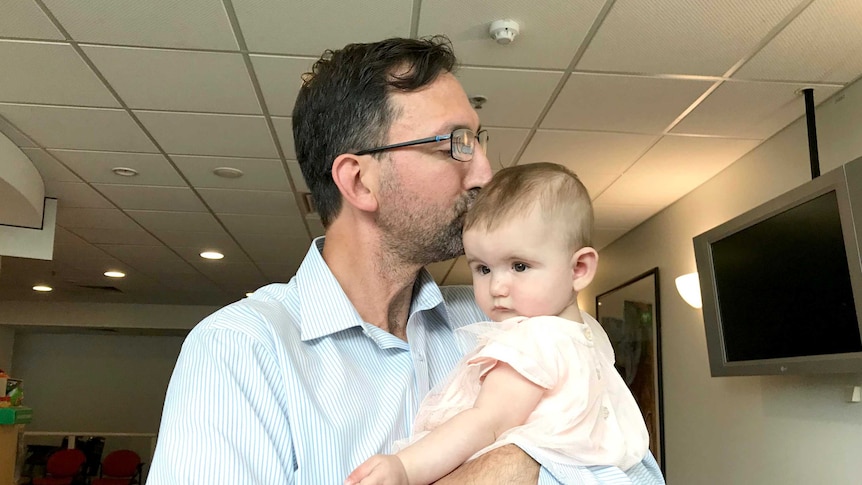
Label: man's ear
xmin=571 ymin=246 xmax=599 ymax=293
xmin=331 ymin=153 xmax=379 ymax=213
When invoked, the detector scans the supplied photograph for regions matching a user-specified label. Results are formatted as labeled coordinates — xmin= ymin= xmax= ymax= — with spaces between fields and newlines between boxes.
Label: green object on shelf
xmin=0 ymin=406 xmax=32 ymax=425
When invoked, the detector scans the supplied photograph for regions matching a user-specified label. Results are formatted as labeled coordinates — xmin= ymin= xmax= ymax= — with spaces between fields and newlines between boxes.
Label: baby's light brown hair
xmin=464 ymin=162 xmax=593 ymax=250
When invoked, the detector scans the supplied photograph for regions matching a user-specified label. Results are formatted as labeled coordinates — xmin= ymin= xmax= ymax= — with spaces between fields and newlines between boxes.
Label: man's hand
xmin=433 ymin=444 xmax=540 ymax=484
xmin=345 ymin=454 xmax=409 ymax=485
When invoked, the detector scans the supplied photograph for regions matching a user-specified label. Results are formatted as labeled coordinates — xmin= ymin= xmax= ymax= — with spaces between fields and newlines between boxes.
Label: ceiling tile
xmin=542 ymin=73 xmax=713 ymax=133
xmin=671 ymin=80 xmax=841 ymax=139
xmin=250 ymin=55 xmax=314 ymax=117
xmin=0 ymin=41 xmax=118 ymax=107
xmin=197 ymin=188 xmax=302 ymax=217
xmin=66 ymin=227 xmax=162 ymax=246
xmin=286 ymin=160 xmax=308 ymax=192
xmin=0 ymin=2 xmax=63 ymax=40
xmin=233 ymin=233 xmax=310 ymax=264
xmin=97 ymin=244 xmax=198 ymax=275
xmin=48 ymin=149 xmax=185 ymax=186
xmin=154 ymin=229 xmax=239 ymax=253
xmin=41 ymin=0 xmax=237 ymax=50
xmin=135 ymin=111 xmax=277 ymax=158
xmin=44 ymin=181 xmax=114 ymax=209
xmin=173 ymin=243 xmax=251 ymax=265
xmin=520 ymin=130 xmax=658 ymax=195
xmin=258 ymin=262 xmax=301 ymax=283
xmin=126 ymin=210 xmax=223 ymax=234
xmin=592 ymin=203 xmax=664 ymax=229
xmin=219 ymin=213 xmax=306 ymax=236
xmin=271 ymin=117 xmax=297 ymax=159
xmin=418 ymin=0 xmax=607 ymax=69
xmin=233 ymin=0 xmax=410 ymax=55
xmin=485 ymin=127 xmax=530 ymax=169
xmin=91 ymin=184 xmax=206 ymax=212
xmin=83 ymin=46 xmax=261 ymax=114
xmin=21 ymin=148 xmax=81 ymax=183
xmin=577 ymin=0 xmax=801 ymax=75
xmin=456 ymin=67 xmax=562 ymax=128
xmin=191 ymin=261 xmax=266 ymax=287
xmin=57 ymin=207 xmax=139 ymax=230
xmin=595 ymin=135 xmax=761 ymax=206
xmin=0 ymin=104 xmax=157 ymax=152
xmin=0 ymin=115 xmax=36 ymax=147
xmin=735 ymin=0 xmax=862 ymax=83
xmin=171 ymin=155 xmax=290 ymax=191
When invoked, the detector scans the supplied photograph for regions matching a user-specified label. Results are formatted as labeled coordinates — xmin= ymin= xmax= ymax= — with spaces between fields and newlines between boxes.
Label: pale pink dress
xmin=398 ymin=315 xmax=650 ymax=470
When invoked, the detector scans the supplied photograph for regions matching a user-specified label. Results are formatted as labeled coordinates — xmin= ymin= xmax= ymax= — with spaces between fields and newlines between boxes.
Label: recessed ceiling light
xmin=200 ymin=251 xmax=224 ymax=260
xmin=245 ymin=292 xmax=254 ymax=297
xmin=112 ymin=167 xmax=138 ymax=177
xmin=33 ymin=285 xmax=53 ymax=292
xmin=213 ymin=167 xmax=244 ymax=179
xmin=104 ymin=271 xmax=126 ymax=278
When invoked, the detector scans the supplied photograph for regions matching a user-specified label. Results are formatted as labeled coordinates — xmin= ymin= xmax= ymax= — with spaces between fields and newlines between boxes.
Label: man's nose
xmin=465 ymin=144 xmax=493 ymax=190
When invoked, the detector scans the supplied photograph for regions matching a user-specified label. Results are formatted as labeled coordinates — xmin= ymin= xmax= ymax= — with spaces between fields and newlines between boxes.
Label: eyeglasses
xmin=354 ymin=128 xmax=489 ymax=162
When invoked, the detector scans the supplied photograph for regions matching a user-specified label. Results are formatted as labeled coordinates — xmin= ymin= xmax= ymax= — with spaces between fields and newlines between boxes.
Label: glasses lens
xmin=477 ymin=130 xmax=489 ymax=153
xmin=451 ymin=129 xmax=473 ymax=162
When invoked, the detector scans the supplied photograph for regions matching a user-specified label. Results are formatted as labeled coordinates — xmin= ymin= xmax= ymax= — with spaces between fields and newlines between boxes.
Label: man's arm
xmin=434 ymin=444 xmax=540 ymax=485
xmin=148 ymin=325 xmax=295 ymax=483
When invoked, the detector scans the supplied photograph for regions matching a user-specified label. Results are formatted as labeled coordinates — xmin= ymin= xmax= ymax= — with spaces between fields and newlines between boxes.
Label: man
xmin=148 ymin=36 xmax=664 ymax=484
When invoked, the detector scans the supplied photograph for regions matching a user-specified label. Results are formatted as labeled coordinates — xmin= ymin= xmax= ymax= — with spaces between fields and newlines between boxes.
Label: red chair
xmin=91 ymin=450 xmax=143 ymax=485
xmin=32 ymin=448 xmax=86 ymax=485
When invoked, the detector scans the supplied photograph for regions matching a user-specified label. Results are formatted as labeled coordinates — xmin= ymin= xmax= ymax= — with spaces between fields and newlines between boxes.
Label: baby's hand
xmin=345 ymin=454 xmax=409 ymax=485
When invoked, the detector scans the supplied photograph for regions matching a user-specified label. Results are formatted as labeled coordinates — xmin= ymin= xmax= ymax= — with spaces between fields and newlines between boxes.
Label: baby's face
xmin=463 ymin=208 xmax=579 ymax=322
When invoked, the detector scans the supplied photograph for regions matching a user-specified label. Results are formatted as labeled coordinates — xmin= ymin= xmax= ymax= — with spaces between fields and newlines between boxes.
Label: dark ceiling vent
xmin=302 ymin=192 xmax=316 ymax=214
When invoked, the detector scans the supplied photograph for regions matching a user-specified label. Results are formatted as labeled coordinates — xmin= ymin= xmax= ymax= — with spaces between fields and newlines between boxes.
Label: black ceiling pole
xmin=802 ymin=87 xmax=820 ymax=179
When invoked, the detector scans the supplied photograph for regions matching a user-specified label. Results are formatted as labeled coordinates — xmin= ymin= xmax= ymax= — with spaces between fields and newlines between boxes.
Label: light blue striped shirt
xmin=148 ymin=238 xmax=665 ymax=484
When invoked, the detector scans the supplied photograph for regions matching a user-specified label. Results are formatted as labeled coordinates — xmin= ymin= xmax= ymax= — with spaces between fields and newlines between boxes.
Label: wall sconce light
xmin=675 ymin=272 xmax=702 ymax=308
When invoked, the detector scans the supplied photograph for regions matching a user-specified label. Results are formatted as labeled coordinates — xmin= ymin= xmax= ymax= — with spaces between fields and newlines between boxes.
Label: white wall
xmin=11 ymin=332 xmax=183 ymax=434
xmin=582 ymin=79 xmax=862 ymax=483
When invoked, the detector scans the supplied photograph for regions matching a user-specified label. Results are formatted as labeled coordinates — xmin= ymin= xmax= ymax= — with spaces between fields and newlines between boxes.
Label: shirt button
xmin=601 ymin=407 xmax=609 ymax=419
xmin=584 ymin=328 xmax=593 ymax=341
xmin=417 ymin=354 xmax=425 ymax=363
xmin=596 ymin=367 xmax=602 ymax=380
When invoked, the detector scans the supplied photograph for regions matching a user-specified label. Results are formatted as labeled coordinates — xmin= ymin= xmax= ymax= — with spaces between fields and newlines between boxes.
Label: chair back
xmin=46 ymin=449 xmax=87 ymax=477
xmin=101 ymin=449 xmax=141 ymax=477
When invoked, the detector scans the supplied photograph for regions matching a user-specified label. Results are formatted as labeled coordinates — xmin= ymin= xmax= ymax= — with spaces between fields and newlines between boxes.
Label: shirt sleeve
xmin=147 ymin=323 xmax=295 ymax=484
xmin=467 ymin=318 xmax=584 ymax=390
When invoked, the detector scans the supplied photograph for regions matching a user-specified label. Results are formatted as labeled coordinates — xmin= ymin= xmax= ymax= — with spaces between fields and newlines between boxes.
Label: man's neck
xmin=322 ymin=222 xmax=422 ymax=340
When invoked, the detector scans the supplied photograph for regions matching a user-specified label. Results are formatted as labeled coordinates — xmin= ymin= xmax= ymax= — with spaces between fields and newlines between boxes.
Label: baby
xmin=346 ymin=162 xmax=650 ymax=485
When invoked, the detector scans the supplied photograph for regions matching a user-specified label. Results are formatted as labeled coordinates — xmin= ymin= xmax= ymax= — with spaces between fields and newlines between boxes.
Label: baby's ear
xmin=571 ymin=247 xmax=599 ymax=293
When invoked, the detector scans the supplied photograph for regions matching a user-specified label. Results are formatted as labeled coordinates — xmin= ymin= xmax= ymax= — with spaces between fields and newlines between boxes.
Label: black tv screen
xmin=694 ymin=157 xmax=862 ymax=376
xmin=711 ymin=191 xmax=862 ymax=362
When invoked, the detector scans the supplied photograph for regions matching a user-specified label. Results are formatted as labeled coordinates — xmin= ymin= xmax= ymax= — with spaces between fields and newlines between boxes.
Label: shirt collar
xmin=296 ymin=236 xmax=446 ymax=341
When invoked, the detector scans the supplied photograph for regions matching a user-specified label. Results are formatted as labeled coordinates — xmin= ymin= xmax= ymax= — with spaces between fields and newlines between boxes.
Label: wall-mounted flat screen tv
xmin=693 ymin=156 xmax=862 ymax=376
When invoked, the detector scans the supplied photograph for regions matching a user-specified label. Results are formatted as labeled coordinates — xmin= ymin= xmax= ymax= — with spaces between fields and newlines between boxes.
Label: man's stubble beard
xmin=378 ymin=182 xmax=479 ymax=267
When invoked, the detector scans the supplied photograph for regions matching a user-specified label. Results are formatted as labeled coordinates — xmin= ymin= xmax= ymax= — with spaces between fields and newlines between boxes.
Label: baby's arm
xmin=345 ymin=362 xmax=544 ymax=485
xmin=404 ymin=362 xmax=545 ymax=484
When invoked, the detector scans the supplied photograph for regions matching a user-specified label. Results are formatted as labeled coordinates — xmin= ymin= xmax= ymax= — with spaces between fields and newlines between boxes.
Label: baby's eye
xmin=512 ymin=262 xmax=528 ymax=272
xmin=474 ymin=265 xmax=490 ymax=275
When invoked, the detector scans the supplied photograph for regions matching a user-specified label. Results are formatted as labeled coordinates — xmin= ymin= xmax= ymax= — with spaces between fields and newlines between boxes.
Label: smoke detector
xmin=489 ymin=19 xmax=520 ymax=45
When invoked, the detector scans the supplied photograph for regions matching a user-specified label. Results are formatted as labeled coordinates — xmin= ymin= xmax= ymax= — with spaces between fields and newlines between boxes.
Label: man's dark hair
xmin=292 ymin=36 xmax=457 ymax=227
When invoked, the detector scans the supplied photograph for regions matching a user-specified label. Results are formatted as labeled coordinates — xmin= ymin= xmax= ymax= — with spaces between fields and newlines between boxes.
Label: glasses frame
xmin=354 ymin=128 xmax=489 ymax=162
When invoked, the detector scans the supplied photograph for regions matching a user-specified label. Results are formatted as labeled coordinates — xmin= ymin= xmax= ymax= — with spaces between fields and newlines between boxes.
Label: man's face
xmin=376 ymin=72 xmax=493 ymax=266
